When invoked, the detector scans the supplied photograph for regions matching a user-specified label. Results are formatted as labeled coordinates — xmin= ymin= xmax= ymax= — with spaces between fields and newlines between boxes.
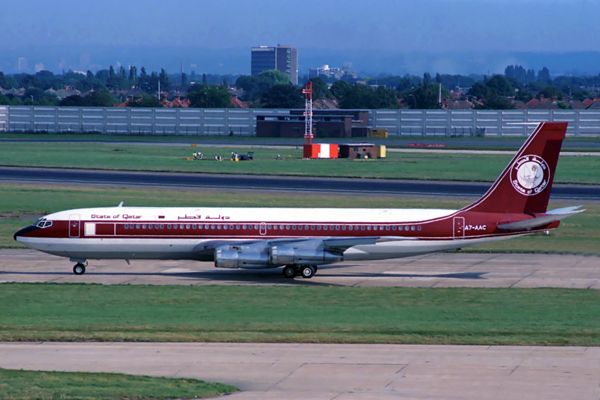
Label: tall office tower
xmin=251 ymin=45 xmax=298 ymax=85
xmin=17 ymin=57 xmax=28 ymax=72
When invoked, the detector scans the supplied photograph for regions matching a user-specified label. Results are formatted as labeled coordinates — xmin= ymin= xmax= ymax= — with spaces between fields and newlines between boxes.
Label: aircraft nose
xmin=14 ymin=226 xmax=38 ymax=241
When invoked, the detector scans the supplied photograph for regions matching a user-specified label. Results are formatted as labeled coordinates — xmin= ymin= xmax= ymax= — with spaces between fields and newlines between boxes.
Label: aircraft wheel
xmin=283 ymin=266 xmax=296 ymax=279
xmin=73 ymin=263 xmax=86 ymax=275
xmin=301 ymin=266 xmax=315 ymax=279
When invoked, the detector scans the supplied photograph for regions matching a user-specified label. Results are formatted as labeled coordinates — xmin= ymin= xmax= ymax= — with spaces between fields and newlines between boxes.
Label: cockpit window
xmin=33 ymin=218 xmax=52 ymax=228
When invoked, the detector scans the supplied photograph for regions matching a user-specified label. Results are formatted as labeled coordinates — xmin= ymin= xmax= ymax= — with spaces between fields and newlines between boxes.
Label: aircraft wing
xmin=497 ymin=206 xmax=584 ymax=231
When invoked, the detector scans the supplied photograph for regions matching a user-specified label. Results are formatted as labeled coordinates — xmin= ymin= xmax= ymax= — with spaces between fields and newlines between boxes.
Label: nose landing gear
xmin=73 ymin=261 xmax=87 ymax=275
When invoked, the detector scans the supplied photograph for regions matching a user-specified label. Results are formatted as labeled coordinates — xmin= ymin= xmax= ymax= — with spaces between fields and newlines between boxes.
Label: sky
xmin=1 ymin=0 xmax=598 ymax=52
xmin=1 ymin=0 xmax=599 ymax=75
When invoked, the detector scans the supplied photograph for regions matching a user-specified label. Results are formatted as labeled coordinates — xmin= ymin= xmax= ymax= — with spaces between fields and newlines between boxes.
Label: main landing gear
xmin=73 ymin=261 xmax=87 ymax=275
xmin=282 ymin=265 xmax=318 ymax=279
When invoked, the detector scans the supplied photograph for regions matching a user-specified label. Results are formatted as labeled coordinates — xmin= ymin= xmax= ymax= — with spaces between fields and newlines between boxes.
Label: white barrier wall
xmin=5 ymin=106 xmax=600 ymax=137
xmin=0 ymin=106 xmax=7 ymax=132
xmin=369 ymin=109 xmax=600 ymax=137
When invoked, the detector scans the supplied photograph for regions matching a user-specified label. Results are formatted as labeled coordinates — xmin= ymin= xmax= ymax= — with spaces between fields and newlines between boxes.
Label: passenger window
xmin=317 ymin=225 xmax=322 ymax=230
xmin=392 ymin=226 xmax=397 ymax=231
xmin=167 ymin=224 xmax=171 ymax=229
xmin=192 ymin=224 xmax=196 ymax=229
xmin=217 ymin=225 xmax=222 ymax=229
xmin=211 ymin=225 xmax=215 ymax=229
xmin=142 ymin=224 xmax=147 ymax=229
xmin=335 ymin=225 xmax=340 ymax=230
xmin=418 ymin=226 xmax=422 ymax=231
xmin=242 ymin=225 xmax=247 ymax=229
xmin=311 ymin=225 xmax=315 ymax=230
xmin=236 ymin=225 xmax=240 ymax=230
xmin=411 ymin=226 xmax=415 ymax=231
xmin=324 ymin=225 xmax=328 ymax=230
xmin=268 ymin=225 xmax=272 ymax=229
xmin=229 ymin=225 xmax=233 ymax=230
xmin=224 ymin=225 xmax=228 ymax=230
xmin=160 ymin=224 xmax=164 ymax=229
xmin=361 ymin=226 xmax=365 ymax=230
xmin=342 ymin=226 xmax=346 ymax=230
xmin=298 ymin=225 xmax=303 ymax=230
xmin=125 ymin=224 xmax=129 ymax=230
xmin=148 ymin=224 xmax=153 ymax=229
xmin=255 ymin=225 xmax=259 ymax=229
xmin=185 ymin=224 xmax=190 ymax=229
xmin=348 ymin=225 xmax=353 ymax=230
xmin=286 ymin=225 xmax=290 ymax=230
xmin=386 ymin=226 xmax=390 ymax=230
xmin=367 ymin=226 xmax=372 ymax=231
xmin=292 ymin=225 xmax=296 ymax=230
xmin=174 ymin=224 xmax=178 ymax=229
xmin=273 ymin=225 xmax=278 ymax=230
xmin=136 ymin=224 xmax=141 ymax=229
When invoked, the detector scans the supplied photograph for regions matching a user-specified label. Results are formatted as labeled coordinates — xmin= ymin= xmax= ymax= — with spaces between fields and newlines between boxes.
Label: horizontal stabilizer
xmin=497 ymin=206 xmax=585 ymax=231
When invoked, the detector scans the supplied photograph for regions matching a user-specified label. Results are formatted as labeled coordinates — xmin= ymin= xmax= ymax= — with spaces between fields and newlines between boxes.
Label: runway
xmin=1 ymin=249 xmax=599 ymax=289
xmin=0 ymin=342 xmax=597 ymax=399
xmin=1 ymin=166 xmax=599 ymax=200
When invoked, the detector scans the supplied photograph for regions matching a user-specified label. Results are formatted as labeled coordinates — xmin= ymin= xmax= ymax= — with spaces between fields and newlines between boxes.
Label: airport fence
xmin=2 ymin=106 xmax=599 ymax=137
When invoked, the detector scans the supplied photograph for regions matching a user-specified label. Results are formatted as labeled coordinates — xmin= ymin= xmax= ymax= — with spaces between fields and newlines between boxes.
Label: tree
xmin=128 ymin=94 xmax=161 ymax=108
xmin=258 ymin=70 xmax=290 ymax=86
xmin=159 ymin=68 xmax=169 ymax=89
xmin=538 ymin=67 xmax=551 ymax=84
xmin=307 ymin=77 xmax=330 ymax=99
xmin=486 ymin=75 xmax=513 ymax=97
xmin=261 ymin=84 xmax=303 ymax=108
xmin=537 ymin=86 xmax=563 ymax=100
xmin=475 ymin=93 xmax=515 ymax=109
xmin=467 ymin=82 xmax=490 ymax=99
xmin=129 ymin=66 xmax=137 ymax=83
xmin=187 ymin=84 xmax=231 ymax=108
xmin=402 ymin=83 xmax=446 ymax=109
xmin=330 ymin=80 xmax=352 ymax=99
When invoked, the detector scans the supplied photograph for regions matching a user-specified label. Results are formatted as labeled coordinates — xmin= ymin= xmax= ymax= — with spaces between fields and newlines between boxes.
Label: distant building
xmin=309 ymin=64 xmax=357 ymax=81
xmin=35 ymin=63 xmax=45 ymax=73
xmin=251 ymin=44 xmax=298 ymax=85
xmin=17 ymin=57 xmax=28 ymax=72
xmin=309 ymin=65 xmax=342 ymax=80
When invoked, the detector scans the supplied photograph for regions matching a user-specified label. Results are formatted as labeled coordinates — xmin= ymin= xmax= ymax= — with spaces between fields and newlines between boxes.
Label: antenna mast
xmin=302 ymin=81 xmax=313 ymax=145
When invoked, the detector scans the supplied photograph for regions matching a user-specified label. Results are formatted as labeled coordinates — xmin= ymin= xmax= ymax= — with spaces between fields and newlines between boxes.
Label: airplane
xmin=14 ymin=122 xmax=583 ymax=279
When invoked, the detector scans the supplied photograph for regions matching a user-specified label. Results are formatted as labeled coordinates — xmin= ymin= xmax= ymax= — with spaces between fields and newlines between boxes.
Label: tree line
xmin=1 ymin=64 xmax=599 ymax=109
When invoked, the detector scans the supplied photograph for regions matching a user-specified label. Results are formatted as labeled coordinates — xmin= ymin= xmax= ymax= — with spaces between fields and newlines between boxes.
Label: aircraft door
xmin=69 ymin=214 xmax=81 ymax=238
xmin=260 ymin=222 xmax=267 ymax=236
xmin=453 ymin=217 xmax=465 ymax=239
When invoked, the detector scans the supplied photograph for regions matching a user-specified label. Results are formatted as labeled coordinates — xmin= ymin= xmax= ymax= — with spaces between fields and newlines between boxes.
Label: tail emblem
xmin=511 ymin=155 xmax=550 ymax=196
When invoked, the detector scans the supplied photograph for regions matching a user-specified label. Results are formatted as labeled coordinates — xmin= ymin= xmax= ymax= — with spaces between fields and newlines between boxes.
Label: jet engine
xmin=214 ymin=246 xmax=270 ymax=269
xmin=269 ymin=245 xmax=342 ymax=266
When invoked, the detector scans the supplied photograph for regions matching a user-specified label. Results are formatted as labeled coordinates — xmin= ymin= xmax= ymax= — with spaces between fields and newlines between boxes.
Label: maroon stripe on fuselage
xmin=17 ymin=211 xmax=557 ymax=241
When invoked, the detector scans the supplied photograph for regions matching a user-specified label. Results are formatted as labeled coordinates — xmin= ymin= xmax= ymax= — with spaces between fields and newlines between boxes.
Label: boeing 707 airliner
xmin=14 ymin=122 xmax=583 ymax=278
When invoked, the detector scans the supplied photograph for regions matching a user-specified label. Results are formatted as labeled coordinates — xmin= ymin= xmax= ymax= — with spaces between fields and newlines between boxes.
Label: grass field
xmin=1 ymin=141 xmax=599 ymax=183
xmin=2 ymin=131 xmax=600 ymax=150
xmin=1 ymin=183 xmax=597 ymax=254
xmin=0 ymin=368 xmax=239 ymax=399
xmin=0 ymin=284 xmax=598 ymax=346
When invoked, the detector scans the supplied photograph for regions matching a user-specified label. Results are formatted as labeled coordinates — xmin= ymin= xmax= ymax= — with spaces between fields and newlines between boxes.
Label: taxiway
xmin=1 ymin=249 xmax=599 ymax=289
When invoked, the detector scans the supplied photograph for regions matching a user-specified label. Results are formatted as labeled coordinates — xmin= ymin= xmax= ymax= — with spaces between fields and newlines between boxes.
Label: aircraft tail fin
xmin=463 ymin=122 xmax=567 ymax=214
